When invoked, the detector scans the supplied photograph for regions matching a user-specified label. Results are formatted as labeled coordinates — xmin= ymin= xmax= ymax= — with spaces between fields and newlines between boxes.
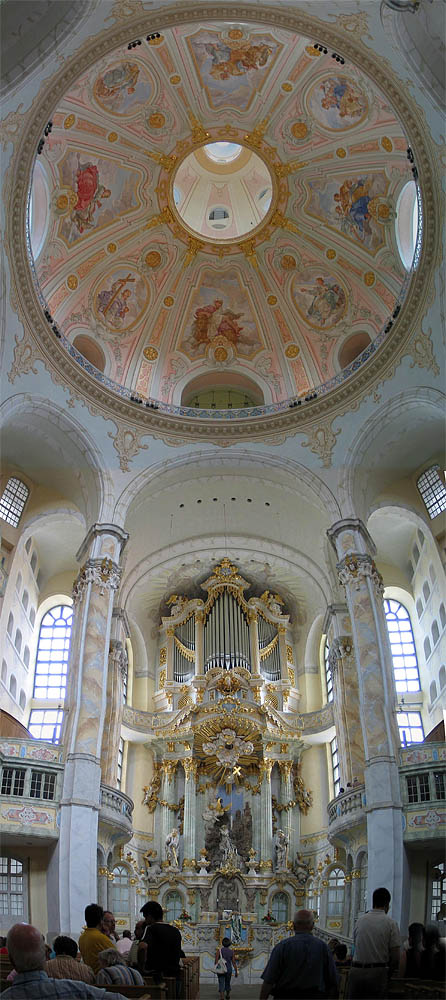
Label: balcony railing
xmin=328 ymin=785 xmax=366 ymax=828
xmin=0 ymin=740 xmax=63 ymax=838
xmin=100 ymin=784 xmax=133 ymax=825
xmin=399 ymin=741 xmax=446 ymax=841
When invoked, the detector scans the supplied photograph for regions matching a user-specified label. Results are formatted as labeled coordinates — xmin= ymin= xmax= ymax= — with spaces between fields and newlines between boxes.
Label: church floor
xmin=199 ymin=983 xmax=260 ymax=1000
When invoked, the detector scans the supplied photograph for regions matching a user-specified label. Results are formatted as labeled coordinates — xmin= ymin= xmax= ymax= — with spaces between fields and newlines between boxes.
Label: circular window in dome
xmin=396 ymin=180 xmax=419 ymax=270
xmin=204 ymin=142 xmax=242 ymax=163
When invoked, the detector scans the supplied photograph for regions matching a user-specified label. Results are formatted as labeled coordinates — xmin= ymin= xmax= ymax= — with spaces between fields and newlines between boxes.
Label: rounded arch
xmin=0 ymin=394 xmax=115 ymax=525
xmin=338 ymin=388 xmax=445 ymax=520
xmin=180 ymin=371 xmax=265 ymax=407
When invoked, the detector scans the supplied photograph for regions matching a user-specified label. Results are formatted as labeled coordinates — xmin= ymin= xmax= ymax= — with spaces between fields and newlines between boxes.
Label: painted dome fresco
xmin=27 ymin=16 xmax=421 ymax=415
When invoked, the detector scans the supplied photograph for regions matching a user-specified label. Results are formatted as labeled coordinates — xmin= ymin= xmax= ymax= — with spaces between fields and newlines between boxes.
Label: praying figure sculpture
xmin=165 ymin=827 xmax=180 ymax=869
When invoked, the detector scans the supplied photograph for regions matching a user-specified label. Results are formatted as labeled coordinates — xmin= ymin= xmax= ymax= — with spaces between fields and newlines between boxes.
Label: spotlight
xmin=392 ymin=304 xmax=401 ymax=318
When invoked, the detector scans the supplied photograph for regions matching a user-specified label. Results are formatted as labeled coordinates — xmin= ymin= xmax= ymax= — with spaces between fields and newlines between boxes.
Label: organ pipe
xmin=203 ymin=590 xmax=251 ymax=672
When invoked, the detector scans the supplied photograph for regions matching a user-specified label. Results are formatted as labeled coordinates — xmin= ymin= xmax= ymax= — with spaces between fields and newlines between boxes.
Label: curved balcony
xmin=0 ymin=739 xmax=63 ymax=845
xmin=327 ymin=784 xmax=366 ymax=842
xmin=99 ymin=784 xmax=134 ymax=844
xmin=399 ymin=741 xmax=446 ymax=845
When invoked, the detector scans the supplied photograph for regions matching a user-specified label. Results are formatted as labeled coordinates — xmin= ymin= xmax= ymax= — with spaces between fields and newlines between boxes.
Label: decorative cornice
xmin=337 ymin=554 xmax=384 ymax=596
xmin=3 ymin=3 xmax=441 ymax=451
xmin=72 ymin=558 xmax=122 ymax=603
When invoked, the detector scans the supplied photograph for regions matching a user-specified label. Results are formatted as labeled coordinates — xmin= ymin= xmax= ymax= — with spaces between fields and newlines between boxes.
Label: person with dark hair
xmin=79 ymin=904 xmax=116 ymax=974
xmin=347 ymin=887 xmax=400 ymax=999
xmin=420 ymin=923 xmax=446 ymax=981
xmin=334 ymin=944 xmax=349 ymax=965
xmin=116 ymin=929 xmax=132 ymax=957
xmin=138 ymin=899 xmax=182 ymax=992
xmin=215 ymin=936 xmax=238 ymax=1000
xmin=127 ymin=921 xmax=145 ymax=968
xmin=46 ymin=936 xmax=95 ymax=984
xmin=101 ymin=911 xmax=118 ymax=942
xmin=1 ymin=923 xmax=128 ymax=999
xmin=399 ymin=922 xmax=424 ymax=977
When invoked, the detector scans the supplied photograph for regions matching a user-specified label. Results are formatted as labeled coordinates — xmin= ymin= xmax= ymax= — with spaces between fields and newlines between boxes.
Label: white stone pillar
xmin=249 ymin=611 xmax=261 ymax=675
xmin=323 ymin=603 xmax=364 ymax=785
xmin=327 ymin=518 xmax=406 ymax=925
xmin=279 ymin=760 xmax=295 ymax=864
xmin=259 ymin=759 xmax=273 ymax=873
xmin=48 ymin=523 xmax=128 ymax=937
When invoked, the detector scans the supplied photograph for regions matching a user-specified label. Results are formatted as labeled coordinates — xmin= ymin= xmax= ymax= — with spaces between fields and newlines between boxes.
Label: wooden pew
xmin=103 ymin=984 xmax=167 ymax=999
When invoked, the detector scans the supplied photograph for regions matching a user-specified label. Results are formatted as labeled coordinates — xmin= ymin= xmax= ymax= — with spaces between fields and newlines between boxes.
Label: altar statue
xmin=275 ymin=829 xmax=289 ymax=871
xmin=165 ymin=827 xmax=180 ymax=868
xmin=220 ymin=824 xmax=231 ymax=862
xmin=230 ymin=912 xmax=243 ymax=945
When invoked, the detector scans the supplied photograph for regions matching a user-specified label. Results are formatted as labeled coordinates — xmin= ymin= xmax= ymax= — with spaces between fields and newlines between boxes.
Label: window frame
xmin=416 ymin=465 xmax=446 ymax=520
xmin=0 ymin=478 xmax=29 ymax=528
xmin=384 ymin=598 xmax=421 ymax=694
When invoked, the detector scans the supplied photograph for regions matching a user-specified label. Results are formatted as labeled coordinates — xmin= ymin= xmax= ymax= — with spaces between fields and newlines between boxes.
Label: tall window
xmin=33 ymin=605 xmax=72 ymax=699
xmin=0 ymin=858 xmax=24 ymax=917
xmin=417 ymin=466 xmax=446 ymax=519
xmin=431 ymin=863 xmax=446 ymax=921
xmin=117 ymin=737 xmax=124 ymax=790
xmin=327 ymin=868 xmax=345 ymax=916
xmin=111 ymin=866 xmax=129 ymax=914
xmin=164 ymin=890 xmax=183 ymax=922
xmin=271 ymin=891 xmax=289 ymax=923
xmin=324 ymin=640 xmax=333 ymax=703
xmin=384 ymin=599 xmax=420 ymax=693
xmin=0 ymin=478 xmax=29 ymax=527
xmin=397 ymin=710 xmax=424 ymax=746
xmin=28 ymin=708 xmax=64 ymax=742
xmin=331 ymin=737 xmax=340 ymax=796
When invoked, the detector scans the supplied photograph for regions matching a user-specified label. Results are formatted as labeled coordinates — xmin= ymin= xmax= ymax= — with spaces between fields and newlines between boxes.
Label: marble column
xmin=160 ymin=762 xmax=176 ymax=864
xmin=100 ymin=639 xmax=127 ymax=787
xmin=182 ymin=759 xmax=198 ymax=869
xmin=279 ymin=760 xmax=295 ymax=864
xmin=327 ymin=518 xmax=405 ymax=924
xmin=278 ymin=624 xmax=289 ymax=682
xmin=259 ymin=760 xmax=273 ymax=871
xmin=324 ymin=603 xmax=364 ymax=785
xmin=48 ymin=523 xmax=128 ymax=937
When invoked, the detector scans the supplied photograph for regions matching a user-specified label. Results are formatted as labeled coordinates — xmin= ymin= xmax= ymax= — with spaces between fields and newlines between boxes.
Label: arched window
xmin=327 ymin=868 xmax=345 ymax=916
xmin=440 ymin=605 xmax=446 ymax=630
xmin=432 ymin=621 xmax=440 ymax=646
xmin=29 ymin=607 xmax=36 ymax=628
xmin=0 ymin=858 xmax=25 ymax=917
xmin=417 ymin=466 xmax=446 ymax=520
xmin=271 ymin=891 xmax=289 ymax=923
xmin=307 ymin=881 xmax=317 ymax=916
xmin=16 ymin=573 xmax=22 ymax=593
xmin=19 ymin=690 xmax=26 ymax=711
xmin=6 ymin=613 xmax=13 ymax=636
xmin=423 ymin=581 xmax=431 ymax=602
xmin=416 ymin=599 xmax=423 ymax=619
xmin=30 ymin=553 xmax=37 ymax=574
xmin=164 ymin=890 xmax=183 ymax=923
xmin=25 ymin=538 xmax=32 ymax=555
xmin=111 ymin=866 xmax=129 ymax=914
xmin=384 ymin=599 xmax=420 ymax=692
xmin=0 ymin=478 xmax=29 ymax=527
xmin=22 ymin=590 xmax=29 ymax=612
xmin=412 ymin=543 xmax=420 ymax=565
xmin=1 ymin=660 xmax=7 ymax=684
xmin=14 ymin=629 xmax=22 ymax=655
xmin=430 ymin=862 xmax=446 ymax=921
xmin=424 ymin=637 xmax=432 ymax=660
xmin=429 ymin=564 xmax=437 ymax=584
xmin=9 ymin=675 xmax=17 ymax=700
xmin=324 ymin=640 xmax=333 ymax=703
xmin=430 ymin=681 xmax=438 ymax=704
xmin=440 ymin=666 xmax=446 ymax=689
xmin=23 ymin=646 xmax=30 ymax=669
xmin=32 ymin=604 xmax=73 ymax=699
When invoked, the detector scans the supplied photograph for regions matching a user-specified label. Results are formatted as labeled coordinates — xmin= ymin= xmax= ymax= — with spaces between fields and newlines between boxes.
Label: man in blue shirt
xmin=260 ymin=909 xmax=338 ymax=1000
xmin=2 ymin=923 xmax=129 ymax=999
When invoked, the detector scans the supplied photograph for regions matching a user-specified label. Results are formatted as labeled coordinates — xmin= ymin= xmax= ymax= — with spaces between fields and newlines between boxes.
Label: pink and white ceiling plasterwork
xmin=4 ymin=4 xmax=441 ymax=446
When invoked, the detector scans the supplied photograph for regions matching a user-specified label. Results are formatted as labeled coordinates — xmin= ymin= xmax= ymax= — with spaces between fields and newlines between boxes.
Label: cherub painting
xmin=187 ymin=29 xmax=281 ymax=110
xmin=93 ymin=60 xmax=152 ymax=115
xmin=308 ymin=75 xmax=368 ymax=130
xmin=179 ymin=271 xmax=262 ymax=358
xmin=293 ymin=272 xmax=346 ymax=330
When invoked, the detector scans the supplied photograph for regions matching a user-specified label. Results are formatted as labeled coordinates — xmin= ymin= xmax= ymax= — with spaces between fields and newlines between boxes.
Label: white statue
xmin=165 ymin=827 xmax=180 ymax=868
xmin=220 ymin=825 xmax=231 ymax=862
xmin=275 ymin=829 xmax=288 ymax=871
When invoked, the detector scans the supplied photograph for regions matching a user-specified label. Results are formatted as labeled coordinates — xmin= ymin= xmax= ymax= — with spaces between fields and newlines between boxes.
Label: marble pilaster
xmin=259 ymin=760 xmax=273 ymax=871
xmin=327 ymin=518 xmax=406 ymax=925
xmin=249 ymin=612 xmax=261 ymax=676
xmin=324 ymin=603 xmax=364 ymax=785
xmin=183 ymin=759 xmax=198 ymax=867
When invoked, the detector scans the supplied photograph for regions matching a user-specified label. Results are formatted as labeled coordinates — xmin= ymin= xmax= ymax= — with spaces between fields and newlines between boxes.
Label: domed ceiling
xmin=28 ymin=17 xmax=418 ymax=412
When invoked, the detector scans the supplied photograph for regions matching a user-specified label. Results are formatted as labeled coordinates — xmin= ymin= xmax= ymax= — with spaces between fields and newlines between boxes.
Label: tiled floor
xmin=199 ymin=982 xmax=261 ymax=1000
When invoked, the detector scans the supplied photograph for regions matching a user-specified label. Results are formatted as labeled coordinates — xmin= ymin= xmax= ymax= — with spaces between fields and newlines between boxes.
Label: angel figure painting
xmin=187 ymin=28 xmax=280 ymax=109
xmin=93 ymin=60 xmax=152 ymax=115
xmin=306 ymin=172 xmax=390 ymax=253
xmin=56 ymin=152 xmax=140 ymax=245
xmin=179 ymin=271 xmax=262 ymax=358
xmin=308 ymin=75 xmax=368 ymax=130
xmin=293 ymin=272 xmax=347 ymax=331
xmin=93 ymin=268 xmax=149 ymax=333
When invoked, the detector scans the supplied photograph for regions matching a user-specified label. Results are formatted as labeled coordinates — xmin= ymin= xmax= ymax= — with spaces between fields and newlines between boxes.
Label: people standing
xmin=79 ymin=904 xmax=117 ymax=975
xmin=127 ymin=921 xmax=144 ymax=968
xmin=137 ymin=900 xmax=182 ymax=992
xmin=215 ymin=936 xmax=238 ymax=1000
xmin=115 ymin=930 xmax=132 ymax=957
xmin=260 ymin=909 xmax=338 ymax=999
xmin=347 ymin=887 xmax=400 ymax=999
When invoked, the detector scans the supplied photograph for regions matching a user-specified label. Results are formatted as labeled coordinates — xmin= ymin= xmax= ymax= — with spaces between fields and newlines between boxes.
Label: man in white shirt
xmin=347 ymin=887 xmax=400 ymax=999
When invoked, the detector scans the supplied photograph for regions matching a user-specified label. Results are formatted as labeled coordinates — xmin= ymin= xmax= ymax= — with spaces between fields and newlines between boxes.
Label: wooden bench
xmin=103 ymin=984 xmax=166 ymax=999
